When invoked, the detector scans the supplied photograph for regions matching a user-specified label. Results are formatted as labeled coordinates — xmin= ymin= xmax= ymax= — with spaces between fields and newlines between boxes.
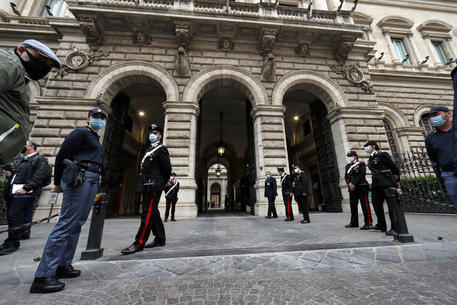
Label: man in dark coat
xmin=344 ymin=151 xmax=373 ymax=230
xmin=164 ymin=172 xmax=179 ymax=222
xmin=277 ymin=167 xmax=294 ymax=221
xmin=264 ymin=171 xmax=278 ymax=219
xmin=293 ymin=164 xmax=310 ymax=224
xmin=122 ymin=124 xmax=171 ymax=254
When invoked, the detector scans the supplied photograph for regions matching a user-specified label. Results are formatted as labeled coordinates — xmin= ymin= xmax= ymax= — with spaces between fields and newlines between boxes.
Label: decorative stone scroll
xmin=296 ymin=43 xmax=310 ymax=58
xmin=55 ymin=47 xmax=109 ymax=78
xmin=174 ymin=46 xmax=191 ymax=77
xmin=260 ymin=28 xmax=278 ymax=82
xmin=79 ymin=17 xmax=103 ymax=50
xmin=330 ymin=64 xmax=373 ymax=93
xmin=175 ymin=22 xmax=192 ymax=51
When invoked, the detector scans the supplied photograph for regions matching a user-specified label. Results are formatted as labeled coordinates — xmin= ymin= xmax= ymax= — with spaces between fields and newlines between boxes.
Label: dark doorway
xmin=283 ymin=89 xmax=342 ymax=212
xmin=101 ymin=82 xmax=166 ymax=217
xmin=195 ymin=86 xmax=256 ymax=216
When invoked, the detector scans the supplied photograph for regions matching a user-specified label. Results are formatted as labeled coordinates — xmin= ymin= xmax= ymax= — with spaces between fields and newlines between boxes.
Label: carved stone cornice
xmin=175 ymin=21 xmax=192 ymax=51
xmin=330 ymin=64 xmax=373 ymax=93
xmin=78 ymin=17 xmax=103 ymax=50
xmin=333 ymin=34 xmax=358 ymax=64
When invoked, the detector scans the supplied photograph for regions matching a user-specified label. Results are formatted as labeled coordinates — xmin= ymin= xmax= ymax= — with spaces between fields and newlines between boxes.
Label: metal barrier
xmin=394 ymin=148 xmax=457 ymax=214
xmin=81 ymin=193 xmax=107 ymax=260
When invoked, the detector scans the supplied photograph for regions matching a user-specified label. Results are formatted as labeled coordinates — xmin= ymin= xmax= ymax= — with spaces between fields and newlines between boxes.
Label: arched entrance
xmin=273 ymin=71 xmax=349 ymax=212
xmin=85 ymin=62 xmax=178 ymax=217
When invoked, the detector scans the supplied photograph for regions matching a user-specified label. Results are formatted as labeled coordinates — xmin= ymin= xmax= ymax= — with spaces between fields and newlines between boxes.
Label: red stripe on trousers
xmin=365 ymin=194 xmax=372 ymax=226
xmin=287 ymin=197 xmax=291 ymax=220
xmin=137 ymin=195 xmax=155 ymax=247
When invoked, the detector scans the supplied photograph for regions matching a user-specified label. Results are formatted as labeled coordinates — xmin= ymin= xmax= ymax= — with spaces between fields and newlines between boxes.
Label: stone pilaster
xmin=162 ymin=101 xmax=199 ymax=218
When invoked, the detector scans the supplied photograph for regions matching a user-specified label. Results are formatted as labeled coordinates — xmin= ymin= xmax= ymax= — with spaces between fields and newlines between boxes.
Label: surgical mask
xmin=89 ymin=118 xmax=106 ymax=130
xmin=429 ymin=115 xmax=447 ymax=127
xmin=17 ymin=49 xmax=52 ymax=81
xmin=149 ymin=133 xmax=158 ymax=143
xmin=266 ymin=174 xmax=271 ymax=178
xmin=294 ymin=168 xmax=299 ymax=173
xmin=347 ymin=157 xmax=354 ymax=163
xmin=364 ymin=147 xmax=371 ymax=153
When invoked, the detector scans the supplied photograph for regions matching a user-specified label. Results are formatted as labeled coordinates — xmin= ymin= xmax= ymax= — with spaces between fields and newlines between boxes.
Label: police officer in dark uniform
xmin=277 ymin=167 xmax=294 ymax=221
xmin=264 ymin=171 xmax=278 ymax=219
xmin=344 ymin=151 xmax=373 ymax=230
xmin=122 ymin=124 xmax=171 ymax=254
xmin=365 ymin=141 xmax=400 ymax=235
xmin=293 ymin=164 xmax=310 ymax=224
xmin=164 ymin=172 xmax=179 ymax=222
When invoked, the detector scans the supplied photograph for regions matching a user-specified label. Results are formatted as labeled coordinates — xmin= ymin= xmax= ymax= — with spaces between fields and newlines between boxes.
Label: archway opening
xmin=101 ymin=80 xmax=166 ymax=217
xmin=207 ymin=164 xmax=227 ymax=210
xmin=195 ymin=85 xmax=256 ymax=216
xmin=283 ymin=87 xmax=343 ymax=212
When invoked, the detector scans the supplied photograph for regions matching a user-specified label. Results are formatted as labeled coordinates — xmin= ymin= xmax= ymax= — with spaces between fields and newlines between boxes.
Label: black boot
xmin=56 ymin=265 xmax=81 ymax=278
xmin=19 ymin=231 xmax=31 ymax=240
xmin=0 ymin=243 xmax=19 ymax=256
xmin=30 ymin=277 xmax=65 ymax=293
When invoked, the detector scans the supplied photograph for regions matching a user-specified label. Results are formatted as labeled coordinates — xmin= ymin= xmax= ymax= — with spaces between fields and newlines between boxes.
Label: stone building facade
xmin=1 ymin=0 xmax=456 ymax=219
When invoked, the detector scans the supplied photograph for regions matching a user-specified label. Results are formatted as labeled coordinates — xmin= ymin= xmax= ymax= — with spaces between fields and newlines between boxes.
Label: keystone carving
xmin=55 ymin=47 xmax=109 ymax=78
xmin=218 ymin=37 xmax=233 ymax=51
xmin=133 ymin=30 xmax=150 ymax=45
xmin=296 ymin=43 xmax=310 ymax=58
xmin=175 ymin=22 xmax=192 ymax=51
xmin=174 ymin=46 xmax=191 ymax=77
xmin=79 ymin=17 xmax=103 ymax=50
xmin=260 ymin=28 xmax=278 ymax=56
xmin=261 ymin=52 xmax=276 ymax=82
xmin=330 ymin=64 xmax=373 ymax=93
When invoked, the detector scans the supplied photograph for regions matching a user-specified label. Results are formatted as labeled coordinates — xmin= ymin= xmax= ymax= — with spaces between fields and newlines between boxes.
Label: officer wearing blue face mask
xmin=30 ymin=108 xmax=107 ymax=293
xmin=422 ymin=106 xmax=457 ymax=207
xmin=122 ymin=123 xmax=171 ymax=255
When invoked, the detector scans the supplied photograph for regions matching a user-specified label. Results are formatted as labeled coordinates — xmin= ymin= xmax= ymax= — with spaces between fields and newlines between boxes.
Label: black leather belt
xmin=79 ymin=162 xmax=102 ymax=173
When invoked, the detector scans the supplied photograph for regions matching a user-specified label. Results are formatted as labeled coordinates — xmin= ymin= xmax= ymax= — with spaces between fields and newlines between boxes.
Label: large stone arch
xmin=84 ymin=61 xmax=179 ymax=103
xmin=271 ymin=70 xmax=348 ymax=111
xmin=182 ymin=66 xmax=268 ymax=105
xmin=378 ymin=102 xmax=411 ymax=153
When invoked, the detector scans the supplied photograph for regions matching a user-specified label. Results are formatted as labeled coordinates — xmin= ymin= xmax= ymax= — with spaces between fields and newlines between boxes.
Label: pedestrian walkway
xmin=1 ymin=212 xmax=457 ymax=304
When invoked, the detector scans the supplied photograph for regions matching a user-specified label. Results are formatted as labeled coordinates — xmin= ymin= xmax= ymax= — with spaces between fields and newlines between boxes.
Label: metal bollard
xmin=385 ymin=187 xmax=414 ymax=243
xmin=81 ymin=193 xmax=107 ymax=260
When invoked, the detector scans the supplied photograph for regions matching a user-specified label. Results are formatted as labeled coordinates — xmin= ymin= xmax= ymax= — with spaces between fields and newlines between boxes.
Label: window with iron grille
xmin=383 ymin=119 xmax=400 ymax=158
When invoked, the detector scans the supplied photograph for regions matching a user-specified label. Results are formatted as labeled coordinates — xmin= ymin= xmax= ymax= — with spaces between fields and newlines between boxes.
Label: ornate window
xmin=353 ymin=12 xmax=374 ymax=41
xmin=378 ymin=16 xmax=418 ymax=66
xmin=417 ymin=20 xmax=456 ymax=69
xmin=383 ymin=119 xmax=400 ymax=158
xmin=42 ymin=0 xmax=67 ymax=17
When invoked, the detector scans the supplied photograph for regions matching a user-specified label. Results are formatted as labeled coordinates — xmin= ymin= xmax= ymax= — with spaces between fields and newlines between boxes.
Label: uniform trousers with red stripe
xmin=349 ymin=187 xmax=373 ymax=227
xmin=134 ymin=187 xmax=165 ymax=248
xmin=282 ymin=194 xmax=294 ymax=220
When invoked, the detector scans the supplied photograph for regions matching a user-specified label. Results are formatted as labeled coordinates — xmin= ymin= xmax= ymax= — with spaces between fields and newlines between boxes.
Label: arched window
xmin=383 ymin=119 xmax=400 ymax=158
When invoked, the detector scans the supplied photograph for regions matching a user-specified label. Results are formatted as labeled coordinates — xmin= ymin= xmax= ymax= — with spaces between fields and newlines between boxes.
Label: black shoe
xmin=300 ymin=220 xmax=310 ymax=224
xmin=372 ymin=225 xmax=386 ymax=232
xmin=19 ymin=231 xmax=31 ymax=240
xmin=265 ymin=216 xmax=271 ymax=219
xmin=30 ymin=277 xmax=65 ymax=294
xmin=385 ymin=229 xmax=397 ymax=236
xmin=145 ymin=240 xmax=166 ymax=248
xmin=345 ymin=224 xmax=358 ymax=228
xmin=56 ymin=265 xmax=81 ymax=279
xmin=0 ymin=244 xmax=19 ymax=256
xmin=121 ymin=244 xmax=144 ymax=255
xmin=360 ymin=225 xmax=372 ymax=230
xmin=164 ymin=219 xmax=168 ymax=222
xmin=171 ymin=219 xmax=176 ymax=222
xmin=272 ymin=216 xmax=278 ymax=218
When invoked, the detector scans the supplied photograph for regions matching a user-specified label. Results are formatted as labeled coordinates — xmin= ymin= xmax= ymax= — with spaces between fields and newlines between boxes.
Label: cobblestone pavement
xmin=1 ymin=212 xmax=457 ymax=304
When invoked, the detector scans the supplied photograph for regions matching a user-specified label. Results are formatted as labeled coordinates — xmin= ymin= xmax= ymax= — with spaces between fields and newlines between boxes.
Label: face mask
xmin=21 ymin=146 xmax=27 ymax=154
xmin=429 ymin=115 xmax=447 ymax=127
xmin=364 ymin=147 xmax=371 ymax=153
xmin=294 ymin=168 xmax=299 ymax=173
xmin=149 ymin=133 xmax=158 ymax=143
xmin=266 ymin=174 xmax=271 ymax=178
xmin=17 ymin=49 xmax=52 ymax=81
xmin=347 ymin=157 xmax=354 ymax=163
xmin=89 ymin=118 xmax=106 ymax=130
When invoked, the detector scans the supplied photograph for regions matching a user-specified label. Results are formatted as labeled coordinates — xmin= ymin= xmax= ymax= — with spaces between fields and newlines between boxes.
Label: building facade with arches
xmin=1 ymin=0 xmax=456 ymax=219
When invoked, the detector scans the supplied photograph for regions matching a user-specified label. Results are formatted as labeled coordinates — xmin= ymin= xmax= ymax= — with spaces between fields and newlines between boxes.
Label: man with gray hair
xmin=0 ymin=39 xmax=61 ymax=165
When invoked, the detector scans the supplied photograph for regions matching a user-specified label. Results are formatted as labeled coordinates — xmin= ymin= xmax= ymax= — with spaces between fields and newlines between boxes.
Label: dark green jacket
xmin=0 ymin=49 xmax=29 ymax=164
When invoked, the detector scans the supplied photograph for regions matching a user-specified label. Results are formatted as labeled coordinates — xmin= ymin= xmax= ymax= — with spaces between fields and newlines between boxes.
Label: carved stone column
xmin=162 ymin=101 xmax=199 ymax=218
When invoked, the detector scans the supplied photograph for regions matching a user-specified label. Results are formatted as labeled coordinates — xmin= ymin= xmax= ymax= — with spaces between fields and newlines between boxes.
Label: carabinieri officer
xmin=122 ymin=124 xmax=171 ymax=254
xmin=277 ymin=167 xmax=294 ymax=221
xmin=30 ymin=108 xmax=107 ymax=294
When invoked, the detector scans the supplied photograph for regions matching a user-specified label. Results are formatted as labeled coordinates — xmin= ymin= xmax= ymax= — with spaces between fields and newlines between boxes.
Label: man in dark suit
xmin=293 ymin=164 xmax=310 ymax=224
xmin=264 ymin=171 xmax=278 ymax=219
xmin=277 ymin=167 xmax=294 ymax=221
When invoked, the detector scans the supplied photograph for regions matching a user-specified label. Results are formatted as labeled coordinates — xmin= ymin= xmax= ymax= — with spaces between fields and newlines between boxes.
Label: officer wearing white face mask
xmin=292 ymin=164 xmax=310 ymax=224
xmin=422 ymin=106 xmax=457 ymax=207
